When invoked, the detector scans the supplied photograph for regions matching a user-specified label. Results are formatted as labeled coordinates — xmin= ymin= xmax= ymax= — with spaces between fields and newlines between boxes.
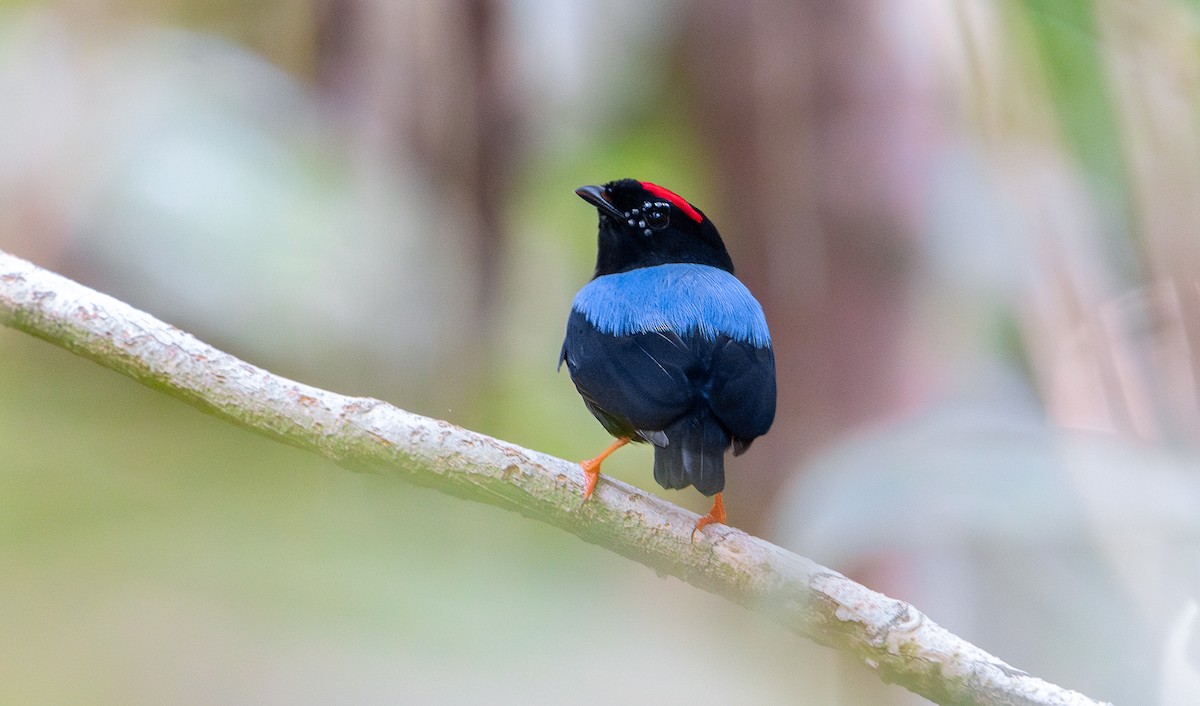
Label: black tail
xmin=652 ymin=414 xmax=730 ymax=496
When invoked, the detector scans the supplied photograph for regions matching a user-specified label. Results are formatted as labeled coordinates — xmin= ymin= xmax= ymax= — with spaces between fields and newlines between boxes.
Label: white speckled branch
xmin=0 ymin=249 xmax=1108 ymax=706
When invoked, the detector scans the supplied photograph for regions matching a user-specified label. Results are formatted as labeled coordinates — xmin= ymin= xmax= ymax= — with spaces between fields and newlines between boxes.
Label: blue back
xmin=571 ymin=263 xmax=771 ymax=348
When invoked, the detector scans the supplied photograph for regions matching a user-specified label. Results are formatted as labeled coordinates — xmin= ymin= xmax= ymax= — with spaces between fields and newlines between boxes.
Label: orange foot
xmin=691 ymin=493 xmax=727 ymax=541
xmin=579 ymin=437 xmax=630 ymax=501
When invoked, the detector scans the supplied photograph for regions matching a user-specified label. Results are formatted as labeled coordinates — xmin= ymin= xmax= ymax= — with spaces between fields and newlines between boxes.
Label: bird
xmin=559 ymin=178 xmax=776 ymax=537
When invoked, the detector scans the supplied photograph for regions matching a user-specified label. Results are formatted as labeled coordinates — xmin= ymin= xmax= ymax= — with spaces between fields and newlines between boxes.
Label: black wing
xmin=707 ymin=337 xmax=776 ymax=452
xmin=560 ymin=309 xmax=699 ymax=435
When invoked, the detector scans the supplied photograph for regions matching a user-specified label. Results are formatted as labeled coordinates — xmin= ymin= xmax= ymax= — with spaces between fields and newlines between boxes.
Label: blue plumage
xmin=562 ymin=179 xmax=776 ymax=534
xmin=570 ymin=263 xmax=771 ymax=348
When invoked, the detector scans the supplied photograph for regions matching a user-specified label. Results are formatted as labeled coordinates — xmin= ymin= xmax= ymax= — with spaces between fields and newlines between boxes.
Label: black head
xmin=575 ymin=178 xmax=734 ymax=277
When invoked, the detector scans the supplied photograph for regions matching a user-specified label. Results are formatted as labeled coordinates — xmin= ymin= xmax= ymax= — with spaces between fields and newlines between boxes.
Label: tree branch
xmin=0 ymin=249 xmax=1108 ymax=706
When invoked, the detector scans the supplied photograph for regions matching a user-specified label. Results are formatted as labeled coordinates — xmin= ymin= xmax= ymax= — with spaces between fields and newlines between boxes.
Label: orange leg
xmin=579 ymin=437 xmax=630 ymax=501
xmin=691 ymin=493 xmax=727 ymax=540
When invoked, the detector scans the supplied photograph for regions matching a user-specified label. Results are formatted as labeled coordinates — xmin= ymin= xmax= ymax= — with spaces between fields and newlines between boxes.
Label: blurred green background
xmin=3 ymin=1 xmax=1200 ymax=704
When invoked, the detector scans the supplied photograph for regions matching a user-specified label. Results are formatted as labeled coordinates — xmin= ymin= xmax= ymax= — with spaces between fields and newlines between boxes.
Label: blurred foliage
xmin=3 ymin=0 xmax=1200 ymax=704
xmin=1017 ymin=0 xmax=1127 ymax=190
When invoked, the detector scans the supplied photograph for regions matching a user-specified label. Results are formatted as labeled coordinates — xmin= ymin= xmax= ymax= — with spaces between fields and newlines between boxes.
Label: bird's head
xmin=576 ymin=179 xmax=734 ymax=277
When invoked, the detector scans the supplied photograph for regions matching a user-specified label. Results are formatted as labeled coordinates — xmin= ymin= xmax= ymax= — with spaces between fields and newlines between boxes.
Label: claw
xmin=580 ymin=459 xmax=601 ymax=501
xmin=691 ymin=493 xmax=727 ymax=541
xmin=578 ymin=437 xmax=630 ymax=502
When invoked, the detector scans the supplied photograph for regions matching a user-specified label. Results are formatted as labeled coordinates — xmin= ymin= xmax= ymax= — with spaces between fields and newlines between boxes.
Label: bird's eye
xmin=645 ymin=203 xmax=670 ymax=230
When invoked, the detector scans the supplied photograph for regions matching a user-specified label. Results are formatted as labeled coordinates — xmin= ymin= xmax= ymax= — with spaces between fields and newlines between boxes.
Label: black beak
xmin=575 ymin=185 xmax=624 ymax=221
